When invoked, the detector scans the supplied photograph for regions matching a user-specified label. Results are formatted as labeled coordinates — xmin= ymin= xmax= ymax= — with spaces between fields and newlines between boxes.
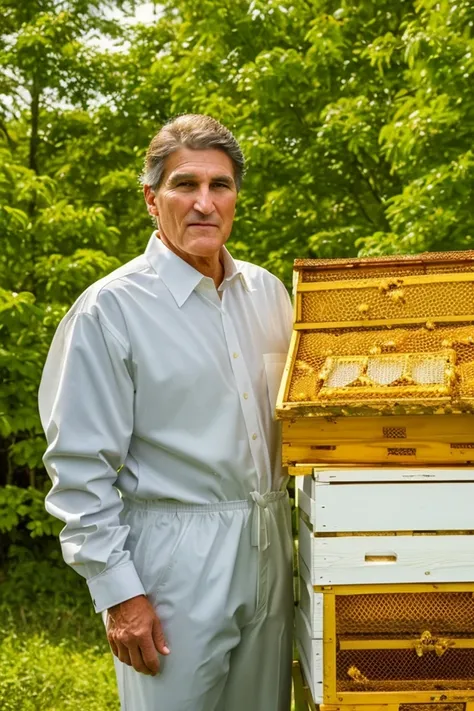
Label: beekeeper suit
xmin=39 ymin=114 xmax=294 ymax=711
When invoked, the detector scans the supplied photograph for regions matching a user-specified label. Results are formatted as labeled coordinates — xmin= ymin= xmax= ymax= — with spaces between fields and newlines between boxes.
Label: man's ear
xmin=144 ymin=185 xmax=159 ymax=216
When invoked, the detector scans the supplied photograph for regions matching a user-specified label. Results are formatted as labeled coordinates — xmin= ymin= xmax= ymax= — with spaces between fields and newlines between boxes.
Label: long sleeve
xmin=39 ymin=309 xmax=146 ymax=613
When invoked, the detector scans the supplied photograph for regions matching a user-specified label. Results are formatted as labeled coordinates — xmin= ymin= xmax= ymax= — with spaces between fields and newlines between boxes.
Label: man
xmin=39 ymin=114 xmax=294 ymax=711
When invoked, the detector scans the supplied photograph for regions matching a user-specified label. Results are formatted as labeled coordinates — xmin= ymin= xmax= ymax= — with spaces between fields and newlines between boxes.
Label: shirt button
xmin=243 ymin=392 xmax=249 ymax=399
xmin=233 ymin=352 xmax=239 ymax=359
xmin=252 ymin=433 xmax=258 ymax=440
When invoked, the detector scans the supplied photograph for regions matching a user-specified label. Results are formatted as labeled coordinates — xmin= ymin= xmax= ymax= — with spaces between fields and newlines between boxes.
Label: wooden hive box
xmin=276 ymin=250 xmax=474 ymax=471
xmin=296 ymin=579 xmax=474 ymax=707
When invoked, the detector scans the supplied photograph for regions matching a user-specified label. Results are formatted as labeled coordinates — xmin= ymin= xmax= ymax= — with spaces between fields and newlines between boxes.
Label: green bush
xmin=0 ymin=555 xmax=118 ymax=710
xmin=0 ymin=633 xmax=118 ymax=711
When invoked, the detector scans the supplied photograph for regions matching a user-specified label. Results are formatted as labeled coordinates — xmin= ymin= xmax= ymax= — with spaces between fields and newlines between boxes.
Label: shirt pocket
xmin=263 ymin=352 xmax=288 ymax=417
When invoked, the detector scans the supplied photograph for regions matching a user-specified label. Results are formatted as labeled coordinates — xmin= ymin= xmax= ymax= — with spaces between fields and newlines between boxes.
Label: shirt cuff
xmin=87 ymin=561 xmax=146 ymax=613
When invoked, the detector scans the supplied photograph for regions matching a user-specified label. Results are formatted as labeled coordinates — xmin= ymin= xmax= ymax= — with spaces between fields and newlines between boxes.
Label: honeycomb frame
xmin=319 ymin=583 xmax=474 ymax=705
xmin=277 ymin=251 xmax=474 ymax=419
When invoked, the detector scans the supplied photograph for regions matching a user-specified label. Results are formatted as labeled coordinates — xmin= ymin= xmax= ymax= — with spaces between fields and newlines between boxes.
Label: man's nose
xmin=193 ymin=188 xmax=214 ymax=215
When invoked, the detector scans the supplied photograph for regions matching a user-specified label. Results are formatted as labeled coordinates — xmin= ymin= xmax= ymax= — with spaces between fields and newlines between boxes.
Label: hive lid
xmin=276 ymin=250 xmax=474 ymax=418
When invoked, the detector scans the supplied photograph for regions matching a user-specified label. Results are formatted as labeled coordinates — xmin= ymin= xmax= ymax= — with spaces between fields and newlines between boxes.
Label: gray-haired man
xmin=39 ymin=114 xmax=294 ymax=711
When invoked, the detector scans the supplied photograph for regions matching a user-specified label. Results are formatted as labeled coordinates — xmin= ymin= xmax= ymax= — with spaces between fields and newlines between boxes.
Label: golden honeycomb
xmin=301 ymin=281 xmax=474 ymax=323
xmin=280 ymin=250 xmax=474 ymax=417
xmin=286 ymin=325 xmax=474 ymax=410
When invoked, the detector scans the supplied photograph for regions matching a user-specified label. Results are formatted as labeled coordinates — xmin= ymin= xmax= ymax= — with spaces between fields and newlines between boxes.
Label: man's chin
xmin=186 ymin=235 xmax=228 ymax=257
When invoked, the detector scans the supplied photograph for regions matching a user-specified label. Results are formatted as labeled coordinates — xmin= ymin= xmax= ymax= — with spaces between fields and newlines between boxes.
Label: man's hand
xmin=106 ymin=595 xmax=170 ymax=675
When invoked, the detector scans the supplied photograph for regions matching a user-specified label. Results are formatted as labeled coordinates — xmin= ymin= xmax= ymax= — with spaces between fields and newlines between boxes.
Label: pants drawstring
xmin=250 ymin=491 xmax=271 ymax=552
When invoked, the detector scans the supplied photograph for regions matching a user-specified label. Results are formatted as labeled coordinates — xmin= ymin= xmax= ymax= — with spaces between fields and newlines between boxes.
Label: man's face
xmin=144 ymin=147 xmax=238 ymax=260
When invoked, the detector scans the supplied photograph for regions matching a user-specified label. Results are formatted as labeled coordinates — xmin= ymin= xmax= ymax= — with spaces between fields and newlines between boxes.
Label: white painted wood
xmin=299 ymin=556 xmax=324 ymax=637
xmin=297 ymin=487 xmax=314 ymax=523
xmin=298 ymin=514 xmax=313 ymax=577
xmin=299 ymin=515 xmax=474 ymax=585
xmin=312 ymin=482 xmax=474 ymax=533
xmin=295 ymin=606 xmax=323 ymax=704
xmin=299 ymin=474 xmax=314 ymax=498
xmin=313 ymin=467 xmax=474 ymax=483
xmin=296 ymin=641 xmax=318 ymax=706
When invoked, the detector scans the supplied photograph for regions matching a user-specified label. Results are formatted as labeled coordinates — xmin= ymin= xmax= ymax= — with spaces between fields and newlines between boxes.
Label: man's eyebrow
xmin=211 ymin=175 xmax=235 ymax=186
xmin=167 ymin=172 xmax=197 ymax=186
xmin=167 ymin=172 xmax=235 ymax=187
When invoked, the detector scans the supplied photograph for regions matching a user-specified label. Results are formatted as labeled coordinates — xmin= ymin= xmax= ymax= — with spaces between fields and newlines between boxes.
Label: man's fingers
xmin=116 ymin=641 xmax=132 ymax=667
xmin=129 ymin=643 xmax=154 ymax=675
xmin=108 ymin=637 xmax=119 ymax=657
xmin=152 ymin=616 xmax=170 ymax=656
xmin=139 ymin=638 xmax=160 ymax=675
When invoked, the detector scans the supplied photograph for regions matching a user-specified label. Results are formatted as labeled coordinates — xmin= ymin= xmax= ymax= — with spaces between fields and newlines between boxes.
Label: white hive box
xmin=296 ymin=471 xmax=474 ymax=586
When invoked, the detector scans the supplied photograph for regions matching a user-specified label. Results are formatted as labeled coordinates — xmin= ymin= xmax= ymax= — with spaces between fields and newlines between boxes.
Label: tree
xmin=157 ymin=0 xmax=474 ymax=279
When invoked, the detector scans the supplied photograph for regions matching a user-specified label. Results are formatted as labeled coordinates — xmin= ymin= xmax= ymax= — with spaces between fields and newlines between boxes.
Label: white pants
xmin=113 ymin=491 xmax=293 ymax=711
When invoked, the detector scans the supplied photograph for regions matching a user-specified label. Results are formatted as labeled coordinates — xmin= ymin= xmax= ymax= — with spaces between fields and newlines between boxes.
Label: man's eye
xmin=177 ymin=181 xmax=194 ymax=188
xmin=213 ymin=182 xmax=230 ymax=189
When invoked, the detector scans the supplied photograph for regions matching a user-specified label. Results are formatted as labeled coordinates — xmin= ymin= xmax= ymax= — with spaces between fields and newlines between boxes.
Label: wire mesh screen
xmin=336 ymin=592 xmax=474 ymax=635
xmin=399 ymin=705 xmax=465 ymax=711
xmin=336 ymin=648 xmax=474 ymax=690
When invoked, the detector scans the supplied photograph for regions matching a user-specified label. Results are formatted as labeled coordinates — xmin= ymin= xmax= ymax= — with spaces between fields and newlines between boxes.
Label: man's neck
xmin=158 ymin=234 xmax=225 ymax=288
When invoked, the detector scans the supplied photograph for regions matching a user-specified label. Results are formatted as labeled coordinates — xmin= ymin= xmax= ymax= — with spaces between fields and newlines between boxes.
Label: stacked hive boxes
xmin=277 ymin=252 xmax=474 ymax=711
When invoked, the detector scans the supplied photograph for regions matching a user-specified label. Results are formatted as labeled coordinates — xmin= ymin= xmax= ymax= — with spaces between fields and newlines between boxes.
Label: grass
xmin=0 ymin=558 xmax=120 ymax=711
xmin=0 ymin=559 xmax=299 ymax=710
xmin=0 ymin=632 xmax=119 ymax=711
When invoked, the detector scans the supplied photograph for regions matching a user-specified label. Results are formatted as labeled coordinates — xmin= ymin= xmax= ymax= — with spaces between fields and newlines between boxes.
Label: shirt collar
xmin=144 ymin=232 xmax=250 ymax=308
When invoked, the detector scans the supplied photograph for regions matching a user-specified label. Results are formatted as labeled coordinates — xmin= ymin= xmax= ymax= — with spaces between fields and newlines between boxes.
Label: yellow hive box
xmin=297 ymin=583 xmax=474 ymax=707
xmin=276 ymin=251 xmax=474 ymax=469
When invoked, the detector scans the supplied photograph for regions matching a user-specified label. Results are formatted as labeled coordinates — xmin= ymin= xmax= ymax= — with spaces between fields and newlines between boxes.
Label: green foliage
xmin=0 ymin=485 xmax=61 ymax=538
xmin=0 ymin=633 xmax=118 ymax=711
xmin=0 ymin=485 xmax=63 ymax=569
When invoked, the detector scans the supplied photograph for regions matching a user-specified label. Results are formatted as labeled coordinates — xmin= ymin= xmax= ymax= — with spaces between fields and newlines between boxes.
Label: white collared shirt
xmin=39 ymin=233 xmax=293 ymax=612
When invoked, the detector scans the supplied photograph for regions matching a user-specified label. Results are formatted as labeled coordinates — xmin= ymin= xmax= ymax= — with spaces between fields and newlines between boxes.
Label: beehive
xmin=294 ymin=466 xmax=474 ymax=711
xmin=277 ymin=251 xmax=474 ymax=471
xmin=285 ymin=252 xmax=474 ymax=711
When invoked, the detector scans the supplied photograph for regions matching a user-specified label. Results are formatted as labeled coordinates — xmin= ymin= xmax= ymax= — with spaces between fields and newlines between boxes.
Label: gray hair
xmin=142 ymin=114 xmax=245 ymax=192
